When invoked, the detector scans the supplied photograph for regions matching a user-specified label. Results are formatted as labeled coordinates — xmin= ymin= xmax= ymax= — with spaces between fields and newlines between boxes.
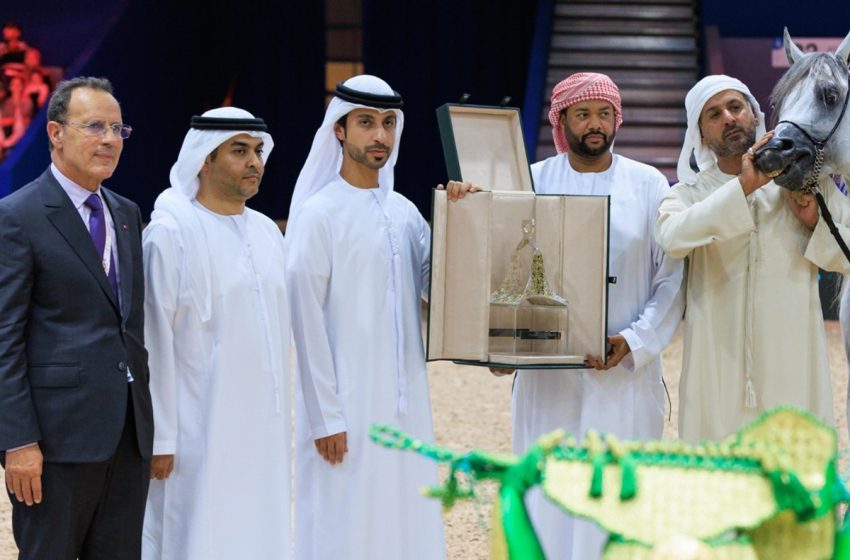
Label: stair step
xmin=546 ymin=68 xmax=696 ymax=89
xmin=538 ymin=89 xmax=689 ymax=114
xmin=551 ymin=34 xmax=697 ymax=53
xmin=555 ymin=3 xmax=695 ymax=20
xmin=615 ymin=126 xmax=686 ymax=145
xmin=554 ymin=19 xmax=695 ymax=36
xmin=549 ymin=50 xmax=698 ymax=70
xmin=621 ymin=88 xmax=690 ymax=106
xmin=615 ymin=145 xmax=681 ymax=165
xmin=541 ymin=0 xmax=698 ymax=183
xmin=622 ymin=107 xmax=687 ymax=125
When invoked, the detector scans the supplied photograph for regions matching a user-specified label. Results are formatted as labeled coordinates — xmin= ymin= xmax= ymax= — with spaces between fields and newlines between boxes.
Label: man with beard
xmin=141 ymin=108 xmax=292 ymax=559
xmin=492 ymin=72 xmax=685 ymax=560
xmin=286 ymin=74 xmax=474 ymax=560
xmin=655 ymin=75 xmax=850 ymax=443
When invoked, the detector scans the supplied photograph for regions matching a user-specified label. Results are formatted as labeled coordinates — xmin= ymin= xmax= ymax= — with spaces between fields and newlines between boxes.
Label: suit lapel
xmin=39 ymin=170 xmax=121 ymax=314
xmin=103 ymin=188 xmax=134 ymax=321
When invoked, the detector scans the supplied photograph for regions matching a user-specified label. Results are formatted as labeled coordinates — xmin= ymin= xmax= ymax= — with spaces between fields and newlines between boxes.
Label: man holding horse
xmin=655 ymin=73 xmax=850 ymax=443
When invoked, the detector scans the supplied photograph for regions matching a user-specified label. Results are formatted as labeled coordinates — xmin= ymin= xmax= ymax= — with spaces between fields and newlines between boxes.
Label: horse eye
xmin=822 ymin=85 xmax=839 ymax=106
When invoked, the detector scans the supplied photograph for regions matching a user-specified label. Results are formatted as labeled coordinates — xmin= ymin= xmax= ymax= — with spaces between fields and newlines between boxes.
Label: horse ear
xmin=784 ymin=27 xmax=804 ymax=65
xmin=836 ymin=28 xmax=850 ymax=65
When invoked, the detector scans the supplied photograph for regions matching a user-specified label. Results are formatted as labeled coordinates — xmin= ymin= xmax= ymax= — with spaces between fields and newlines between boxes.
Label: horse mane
xmin=769 ymin=52 xmax=848 ymax=128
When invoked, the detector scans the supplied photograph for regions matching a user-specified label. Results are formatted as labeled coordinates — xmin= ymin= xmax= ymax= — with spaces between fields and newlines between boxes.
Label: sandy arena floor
xmin=1 ymin=322 xmax=848 ymax=559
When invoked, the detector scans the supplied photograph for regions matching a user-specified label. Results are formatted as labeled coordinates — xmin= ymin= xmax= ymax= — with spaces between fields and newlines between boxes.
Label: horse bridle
xmin=775 ymin=64 xmax=850 ymax=193
xmin=774 ymin=63 xmax=850 ymax=263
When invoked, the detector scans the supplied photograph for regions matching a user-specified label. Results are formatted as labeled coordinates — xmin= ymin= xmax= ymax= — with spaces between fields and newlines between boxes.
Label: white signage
xmin=771 ymin=37 xmax=844 ymax=67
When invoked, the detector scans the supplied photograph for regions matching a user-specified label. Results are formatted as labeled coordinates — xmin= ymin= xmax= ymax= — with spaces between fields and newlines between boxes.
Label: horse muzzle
xmin=753 ymin=123 xmax=817 ymax=190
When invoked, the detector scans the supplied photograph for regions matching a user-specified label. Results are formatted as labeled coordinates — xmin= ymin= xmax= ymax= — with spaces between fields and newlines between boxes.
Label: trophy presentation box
xmin=426 ymin=103 xmax=610 ymax=369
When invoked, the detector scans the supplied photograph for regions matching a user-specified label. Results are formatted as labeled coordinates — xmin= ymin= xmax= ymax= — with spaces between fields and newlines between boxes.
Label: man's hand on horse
xmin=784 ymin=189 xmax=819 ymax=230
xmin=436 ymin=181 xmax=480 ymax=202
xmin=740 ymin=131 xmax=775 ymax=196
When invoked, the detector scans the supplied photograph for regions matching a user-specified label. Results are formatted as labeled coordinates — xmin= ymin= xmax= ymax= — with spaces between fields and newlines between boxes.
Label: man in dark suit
xmin=0 ymin=76 xmax=153 ymax=559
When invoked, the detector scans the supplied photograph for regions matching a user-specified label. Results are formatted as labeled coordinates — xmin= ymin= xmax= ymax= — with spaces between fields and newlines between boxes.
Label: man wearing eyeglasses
xmin=0 ymin=76 xmax=152 ymax=559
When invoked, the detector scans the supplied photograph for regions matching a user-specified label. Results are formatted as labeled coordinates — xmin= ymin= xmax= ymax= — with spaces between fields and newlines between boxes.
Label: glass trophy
xmin=489 ymin=219 xmax=570 ymax=361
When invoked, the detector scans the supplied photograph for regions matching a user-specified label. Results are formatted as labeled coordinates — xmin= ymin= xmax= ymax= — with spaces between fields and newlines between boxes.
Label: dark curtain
xmin=41 ymin=0 xmax=326 ymax=221
xmin=702 ymin=0 xmax=850 ymax=38
xmin=362 ymin=0 xmax=538 ymax=216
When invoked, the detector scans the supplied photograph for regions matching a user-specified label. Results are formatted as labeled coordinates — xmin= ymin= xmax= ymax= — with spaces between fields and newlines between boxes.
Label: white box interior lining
xmin=446 ymin=107 xmax=532 ymax=192
xmin=428 ymin=190 xmax=608 ymax=366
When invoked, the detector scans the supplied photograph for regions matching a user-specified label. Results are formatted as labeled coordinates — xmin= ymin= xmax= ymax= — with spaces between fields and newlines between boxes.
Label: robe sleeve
xmin=418 ymin=211 xmax=431 ymax=302
xmin=142 ymin=222 xmax=181 ymax=456
xmin=654 ymin=178 xmax=756 ymax=259
xmin=285 ymin=207 xmax=347 ymax=439
xmin=803 ymin=180 xmax=850 ymax=273
xmin=619 ymin=179 xmax=686 ymax=371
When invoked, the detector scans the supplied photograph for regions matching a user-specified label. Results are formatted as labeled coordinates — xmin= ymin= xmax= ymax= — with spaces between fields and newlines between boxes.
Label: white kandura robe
xmin=656 ymin=166 xmax=850 ymax=443
xmin=141 ymin=202 xmax=292 ymax=559
xmin=513 ymin=153 xmax=685 ymax=560
xmin=286 ymin=178 xmax=445 ymax=560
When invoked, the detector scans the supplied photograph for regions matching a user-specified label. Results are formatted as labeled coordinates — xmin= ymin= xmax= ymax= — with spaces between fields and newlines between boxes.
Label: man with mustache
xmin=140 ymin=108 xmax=292 ymax=559
xmin=0 ymin=76 xmax=152 ymax=559
xmin=286 ymin=74 xmax=474 ymax=559
xmin=492 ymin=72 xmax=685 ymax=560
xmin=655 ymin=75 xmax=850 ymax=443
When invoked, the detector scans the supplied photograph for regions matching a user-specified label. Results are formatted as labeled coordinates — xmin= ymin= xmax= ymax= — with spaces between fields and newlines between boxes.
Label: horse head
xmin=755 ymin=28 xmax=850 ymax=190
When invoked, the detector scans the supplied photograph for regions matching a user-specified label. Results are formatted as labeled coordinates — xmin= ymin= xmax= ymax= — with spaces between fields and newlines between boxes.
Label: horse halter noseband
xmin=775 ymin=65 xmax=850 ymax=193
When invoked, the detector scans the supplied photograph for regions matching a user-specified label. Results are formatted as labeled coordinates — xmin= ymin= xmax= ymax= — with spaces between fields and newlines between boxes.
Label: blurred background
xmin=1 ymin=0 xmax=848 ymax=224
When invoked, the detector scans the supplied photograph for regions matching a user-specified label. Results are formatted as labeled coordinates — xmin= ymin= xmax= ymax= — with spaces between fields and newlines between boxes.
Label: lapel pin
xmin=123 ymin=224 xmax=128 ymax=231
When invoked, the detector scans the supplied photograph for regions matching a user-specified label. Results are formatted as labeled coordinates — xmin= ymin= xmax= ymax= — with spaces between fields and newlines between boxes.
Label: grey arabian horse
xmin=756 ymin=28 xmax=850 ymax=189
xmin=756 ymin=28 xmax=850 ymax=434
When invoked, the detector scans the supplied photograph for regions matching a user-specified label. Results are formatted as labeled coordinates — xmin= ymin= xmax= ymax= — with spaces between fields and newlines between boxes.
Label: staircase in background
xmin=537 ymin=0 xmax=699 ymax=181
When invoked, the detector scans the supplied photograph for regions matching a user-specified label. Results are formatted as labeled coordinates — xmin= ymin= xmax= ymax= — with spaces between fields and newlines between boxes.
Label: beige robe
xmin=655 ymin=165 xmax=850 ymax=442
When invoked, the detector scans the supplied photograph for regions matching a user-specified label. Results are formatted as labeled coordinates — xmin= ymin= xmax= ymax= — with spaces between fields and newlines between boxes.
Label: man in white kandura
xmin=500 ymin=72 xmax=685 ymax=560
xmin=286 ymin=74 xmax=474 ymax=560
xmin=655 ymin=75 xmax=850 ymax=443
xmin=141 ymin=108 xmax=291 ymax=559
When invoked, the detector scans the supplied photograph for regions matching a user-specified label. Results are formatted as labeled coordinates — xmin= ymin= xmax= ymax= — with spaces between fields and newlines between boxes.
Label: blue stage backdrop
xmin=362 ymin=0 xmax=539 ymax=217
xmin=702 ymin=0 xmax=850 ymax=38
xmin=8 ymin=1 xmax=844 ymax=221
xmin=2 ymin=0 xmax=325 ymax=222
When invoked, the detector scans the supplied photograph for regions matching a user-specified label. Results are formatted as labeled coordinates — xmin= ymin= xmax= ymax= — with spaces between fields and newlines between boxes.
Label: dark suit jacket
xmin=0 ymin=167 xmax=153 ymax=463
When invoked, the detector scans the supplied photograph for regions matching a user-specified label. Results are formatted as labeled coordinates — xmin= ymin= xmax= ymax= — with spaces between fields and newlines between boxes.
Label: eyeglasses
xmin=59 ymin=120 xmax=133 ymax=140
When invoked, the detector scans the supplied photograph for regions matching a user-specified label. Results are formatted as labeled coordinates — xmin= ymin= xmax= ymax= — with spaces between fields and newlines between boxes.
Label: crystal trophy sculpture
xmin=489 ymin=219 xmax=569 ymax=360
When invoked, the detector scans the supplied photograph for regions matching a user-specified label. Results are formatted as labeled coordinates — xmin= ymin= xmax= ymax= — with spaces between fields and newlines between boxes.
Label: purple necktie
xmin=84 ymin=193 xmax=119 ymax=301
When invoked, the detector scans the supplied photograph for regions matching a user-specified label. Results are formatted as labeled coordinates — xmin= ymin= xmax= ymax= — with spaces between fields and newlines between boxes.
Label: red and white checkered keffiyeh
xmin=547 ymin=73 xmax=623 ymax=154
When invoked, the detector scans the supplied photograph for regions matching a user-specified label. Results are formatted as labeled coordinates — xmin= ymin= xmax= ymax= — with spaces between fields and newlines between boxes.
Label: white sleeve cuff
xmin=6 ymin=442 xmax=38 ymax=453
xmin=153 ymin=440 xmax=177 ymax=455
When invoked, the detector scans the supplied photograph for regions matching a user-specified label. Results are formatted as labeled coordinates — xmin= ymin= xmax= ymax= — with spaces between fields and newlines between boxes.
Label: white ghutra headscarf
xmin=287 ymin=74 xmax=405 ymax=226
xmin=147 ymin=107 xmax=273 ymax=321
xmin=677 ymin=75 xmax=766 ymax=184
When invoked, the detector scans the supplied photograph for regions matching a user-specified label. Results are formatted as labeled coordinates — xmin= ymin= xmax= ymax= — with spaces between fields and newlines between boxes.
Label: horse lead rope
xmin=815 ymin=190 xmax=850 ymax=262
